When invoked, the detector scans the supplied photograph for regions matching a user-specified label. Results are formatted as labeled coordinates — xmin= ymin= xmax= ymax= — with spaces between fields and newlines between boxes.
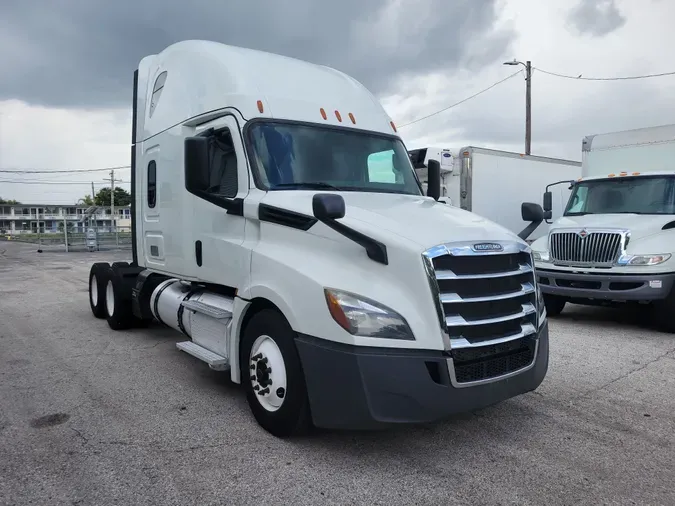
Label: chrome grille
xmin=423 ymin=241 xmax=539 ymax=385
xmin=549 ymin=229 xmax=625 ymax=266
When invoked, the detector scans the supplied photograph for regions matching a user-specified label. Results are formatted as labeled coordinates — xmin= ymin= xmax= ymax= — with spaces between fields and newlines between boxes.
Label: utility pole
xmin=503 ymin=58 xmax=532 ymax=155
xmin=103 ymin=169 xmax=122 ymax=236
xmin=525 ymin=60 xmax=532 ymax=156
xmin=91 ymin=182 xmax=95 ymax=204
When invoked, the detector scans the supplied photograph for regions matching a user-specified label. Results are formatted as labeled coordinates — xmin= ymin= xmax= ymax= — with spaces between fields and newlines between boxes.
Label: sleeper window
xmin=148 ymin=161 xmax=157 ymax=208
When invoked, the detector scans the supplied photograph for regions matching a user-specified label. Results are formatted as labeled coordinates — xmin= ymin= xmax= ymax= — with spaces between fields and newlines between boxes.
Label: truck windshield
xmin=246 ymin=121 xmax=423 ymax=195
xmin=564 ymin=175 xmax=675 ymax=216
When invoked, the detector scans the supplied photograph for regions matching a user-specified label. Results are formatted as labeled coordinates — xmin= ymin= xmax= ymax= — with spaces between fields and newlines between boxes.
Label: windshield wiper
xmin=271 ymin=182 xmax=342 ymax=190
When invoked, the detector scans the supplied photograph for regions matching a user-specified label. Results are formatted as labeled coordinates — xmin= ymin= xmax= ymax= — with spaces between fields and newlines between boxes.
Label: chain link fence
xmin=1 ymin=226 xmax=132 ymax=252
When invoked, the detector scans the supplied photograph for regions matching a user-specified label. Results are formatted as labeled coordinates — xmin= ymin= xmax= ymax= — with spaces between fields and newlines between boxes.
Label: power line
xmin=533 ymin=67 xmax=675 ymax=81
xmin=0 ymin=165 xmax=130 ymax=174
xmin=397 ymin=70 xmax=522 ymax=128
xmin=0 ymin=179 xmax=130 ymax=185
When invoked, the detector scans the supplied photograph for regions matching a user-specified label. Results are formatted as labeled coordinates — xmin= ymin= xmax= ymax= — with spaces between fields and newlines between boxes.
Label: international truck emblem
xmin=472 ymin=242 xmax=503 ymax=252
xmin=578 ymin=229 xmax=588 ymax=238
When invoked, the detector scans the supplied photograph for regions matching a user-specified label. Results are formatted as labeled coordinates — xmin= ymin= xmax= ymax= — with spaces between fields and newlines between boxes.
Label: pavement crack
xmin=70 ymin=427 xmax=89 ymax=446
xmin=578 ymin=347 xmax=675 ymax=398
xmin=99 ymin=440 xmax=148 ymax=446
xmin=166 ymin=443 xmax=230 ymax=453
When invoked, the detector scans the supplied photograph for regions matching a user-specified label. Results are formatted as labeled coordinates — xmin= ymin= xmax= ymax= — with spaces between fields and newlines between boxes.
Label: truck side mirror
xmin=427 ymin=159 xmax=441 ymax=201
xmin=184 ymin=136 xmax=210 ymax=192
xmin=543 ymin=191 xmax=552 ymax=212
xmin=518 ymin=202 xmax=545 ymax=240
xmin=312 ymin=193 xmax=345 ymax=220
xmin=521 ymin=202 xmax=544 ymax=222
xmin=542 ymin=191 xmax=553 ymax=220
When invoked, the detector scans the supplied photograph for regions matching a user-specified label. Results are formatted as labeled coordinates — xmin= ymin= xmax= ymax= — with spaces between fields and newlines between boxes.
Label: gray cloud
xmin=0 ymin=0 xmax=512 ymax=109
xmin=566 ymin=0 xmax=626 ymax=37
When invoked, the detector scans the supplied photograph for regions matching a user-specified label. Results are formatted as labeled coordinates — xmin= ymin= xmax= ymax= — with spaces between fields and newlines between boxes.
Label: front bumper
xmin=536 ymin=267 xmax=675 ymax=301
xmin=294 ymin=322 xmax=549 ymax=430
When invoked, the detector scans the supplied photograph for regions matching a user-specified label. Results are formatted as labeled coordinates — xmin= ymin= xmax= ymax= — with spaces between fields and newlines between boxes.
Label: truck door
xmin=188 ymin=114 xmax=250 ymax=289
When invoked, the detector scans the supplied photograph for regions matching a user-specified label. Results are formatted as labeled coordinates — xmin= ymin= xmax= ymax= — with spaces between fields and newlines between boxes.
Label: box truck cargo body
xmin=409 ymin=146 xmax=581 ymax=241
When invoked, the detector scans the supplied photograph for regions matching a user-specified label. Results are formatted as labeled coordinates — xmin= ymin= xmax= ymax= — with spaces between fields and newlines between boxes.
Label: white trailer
xmin=86 ymin=40 xmax=549 ymax=437
xmin=409 ymin=146 xmax=581 ymax=241
xmin=528 ymin=123 xmax=675 ymax=331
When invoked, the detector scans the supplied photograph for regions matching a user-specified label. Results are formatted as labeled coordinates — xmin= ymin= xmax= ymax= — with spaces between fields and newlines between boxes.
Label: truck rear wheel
xmin=240 ymin=308 xmax=311 ymax=438
xmin=88 ymin=262 xmax=110 ymax=319
xmin=544 ymin=294 xmax=566 ymax=317
xmin=104 ymin=267 xmax=135 ymax=330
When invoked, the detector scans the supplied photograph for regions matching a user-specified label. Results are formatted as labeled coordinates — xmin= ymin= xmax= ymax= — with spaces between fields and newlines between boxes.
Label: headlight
xmin=616 ymin=253 xmax=671 ymax=266
xmin=532 ymin=250 xmax=550 ymax=262
xmin=324 ymin=288 xmax=415 ymax=340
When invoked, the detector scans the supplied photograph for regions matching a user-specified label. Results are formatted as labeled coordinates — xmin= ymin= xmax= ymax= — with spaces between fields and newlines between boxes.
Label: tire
xmin=240 ymin=309 xmax=311 ymax=438
xmin=651 ymin=290 xmax=675 ymax=333
xmin=544 ymin=294 xmax=566 ymax=317
xmin=104 ymin=267 xmax=135 ymax=330
xmin=88 ymin=262 xmax=110 ymax=319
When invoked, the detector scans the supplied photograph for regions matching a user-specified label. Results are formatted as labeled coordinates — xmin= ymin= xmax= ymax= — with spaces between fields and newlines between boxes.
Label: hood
xmin=259 ymin=190 xmax=522 ymax=249
xmin=552 ymin=214 xmax=675 ymax=241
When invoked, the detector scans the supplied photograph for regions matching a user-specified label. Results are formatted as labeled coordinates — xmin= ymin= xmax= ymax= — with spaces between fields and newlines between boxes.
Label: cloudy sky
xmin=0 ymin=0 xmax=673 ymax=204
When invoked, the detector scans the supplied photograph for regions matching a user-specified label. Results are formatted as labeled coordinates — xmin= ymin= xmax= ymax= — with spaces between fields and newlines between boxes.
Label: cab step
xmin=180 ymin=299 xmax=232 ymax=319
xmin=176 ymin=341 xmax=229 ymax=371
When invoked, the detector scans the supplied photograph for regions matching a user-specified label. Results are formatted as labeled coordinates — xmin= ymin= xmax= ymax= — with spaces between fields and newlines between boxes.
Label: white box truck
xmin=526 ymin=123 xmax=675 ymax=331
xmin=409 ymin=146 xmax=582 ymax=241
xmin=86 ymin=40 xmax=549 ymax=437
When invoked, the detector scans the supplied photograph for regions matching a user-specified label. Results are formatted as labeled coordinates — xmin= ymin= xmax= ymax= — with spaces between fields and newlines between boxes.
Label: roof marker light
xmin=619 ymin=171 xmax=627 ymax=176
xmin=348 ymin=113 xmax=356 ymax=124
xmin=632 ymin=172 xmax=640 ymax=176
xmin=257 ymin=100 xmax=264 ymax=113
xmin=390 ymin=121 xmax=397 ymax=132
xmin=335 ymin=110 xmax=342 ymax=122
xmin=320 ymin=108 xmax=327 ymax=120
xmin=608 ymin=173 xmax=616 ymax=177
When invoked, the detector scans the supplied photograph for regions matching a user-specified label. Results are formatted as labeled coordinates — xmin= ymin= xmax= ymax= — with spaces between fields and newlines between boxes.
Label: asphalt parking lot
xmin=1 ymin=241 xmax=674 ymax=506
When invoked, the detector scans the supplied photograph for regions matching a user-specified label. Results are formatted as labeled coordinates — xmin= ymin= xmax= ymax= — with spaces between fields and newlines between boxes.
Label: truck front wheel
xmin=544 ymin=294 xmax=566 ymax=317
xmin=240 ymin=308 xmax=311 ymax=438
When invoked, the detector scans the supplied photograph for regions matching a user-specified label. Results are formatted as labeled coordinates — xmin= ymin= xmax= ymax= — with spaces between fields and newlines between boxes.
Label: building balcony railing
xmin=0 ymin=214 xmax=122 ymax=220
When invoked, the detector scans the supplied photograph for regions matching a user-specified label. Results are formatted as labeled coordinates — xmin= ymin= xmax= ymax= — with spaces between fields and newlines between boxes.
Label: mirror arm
xmin=545 ymin=179 xmax=575 ymax=193
xmin=317 ymin=217 xmax=388 ymax=265
xmin=518 ymin=219 xmax=542 ymax=241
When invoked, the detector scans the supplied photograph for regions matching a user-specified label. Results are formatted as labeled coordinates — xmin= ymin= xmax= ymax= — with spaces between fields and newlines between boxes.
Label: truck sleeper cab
xmin=87 ymin=40 xmax=549 ymax=437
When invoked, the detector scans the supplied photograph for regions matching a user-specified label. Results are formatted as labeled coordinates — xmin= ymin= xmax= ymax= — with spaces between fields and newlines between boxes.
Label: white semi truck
xmin=527 ymin=123 xmax=675 ymax=331
xmin=408 ymin=146 xmax=581 ymax=241
xmin=87 ymin=40 xmax=549 ymax=437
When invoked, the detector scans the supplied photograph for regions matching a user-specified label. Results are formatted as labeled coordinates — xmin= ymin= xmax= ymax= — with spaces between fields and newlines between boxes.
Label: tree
xmin=80 ymin=195 xmax=95 ymax=206
xmin=94 ymin=187 xmax=131 ymax=207
xmin=0 ymin=198 xmax=20 ymax=204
